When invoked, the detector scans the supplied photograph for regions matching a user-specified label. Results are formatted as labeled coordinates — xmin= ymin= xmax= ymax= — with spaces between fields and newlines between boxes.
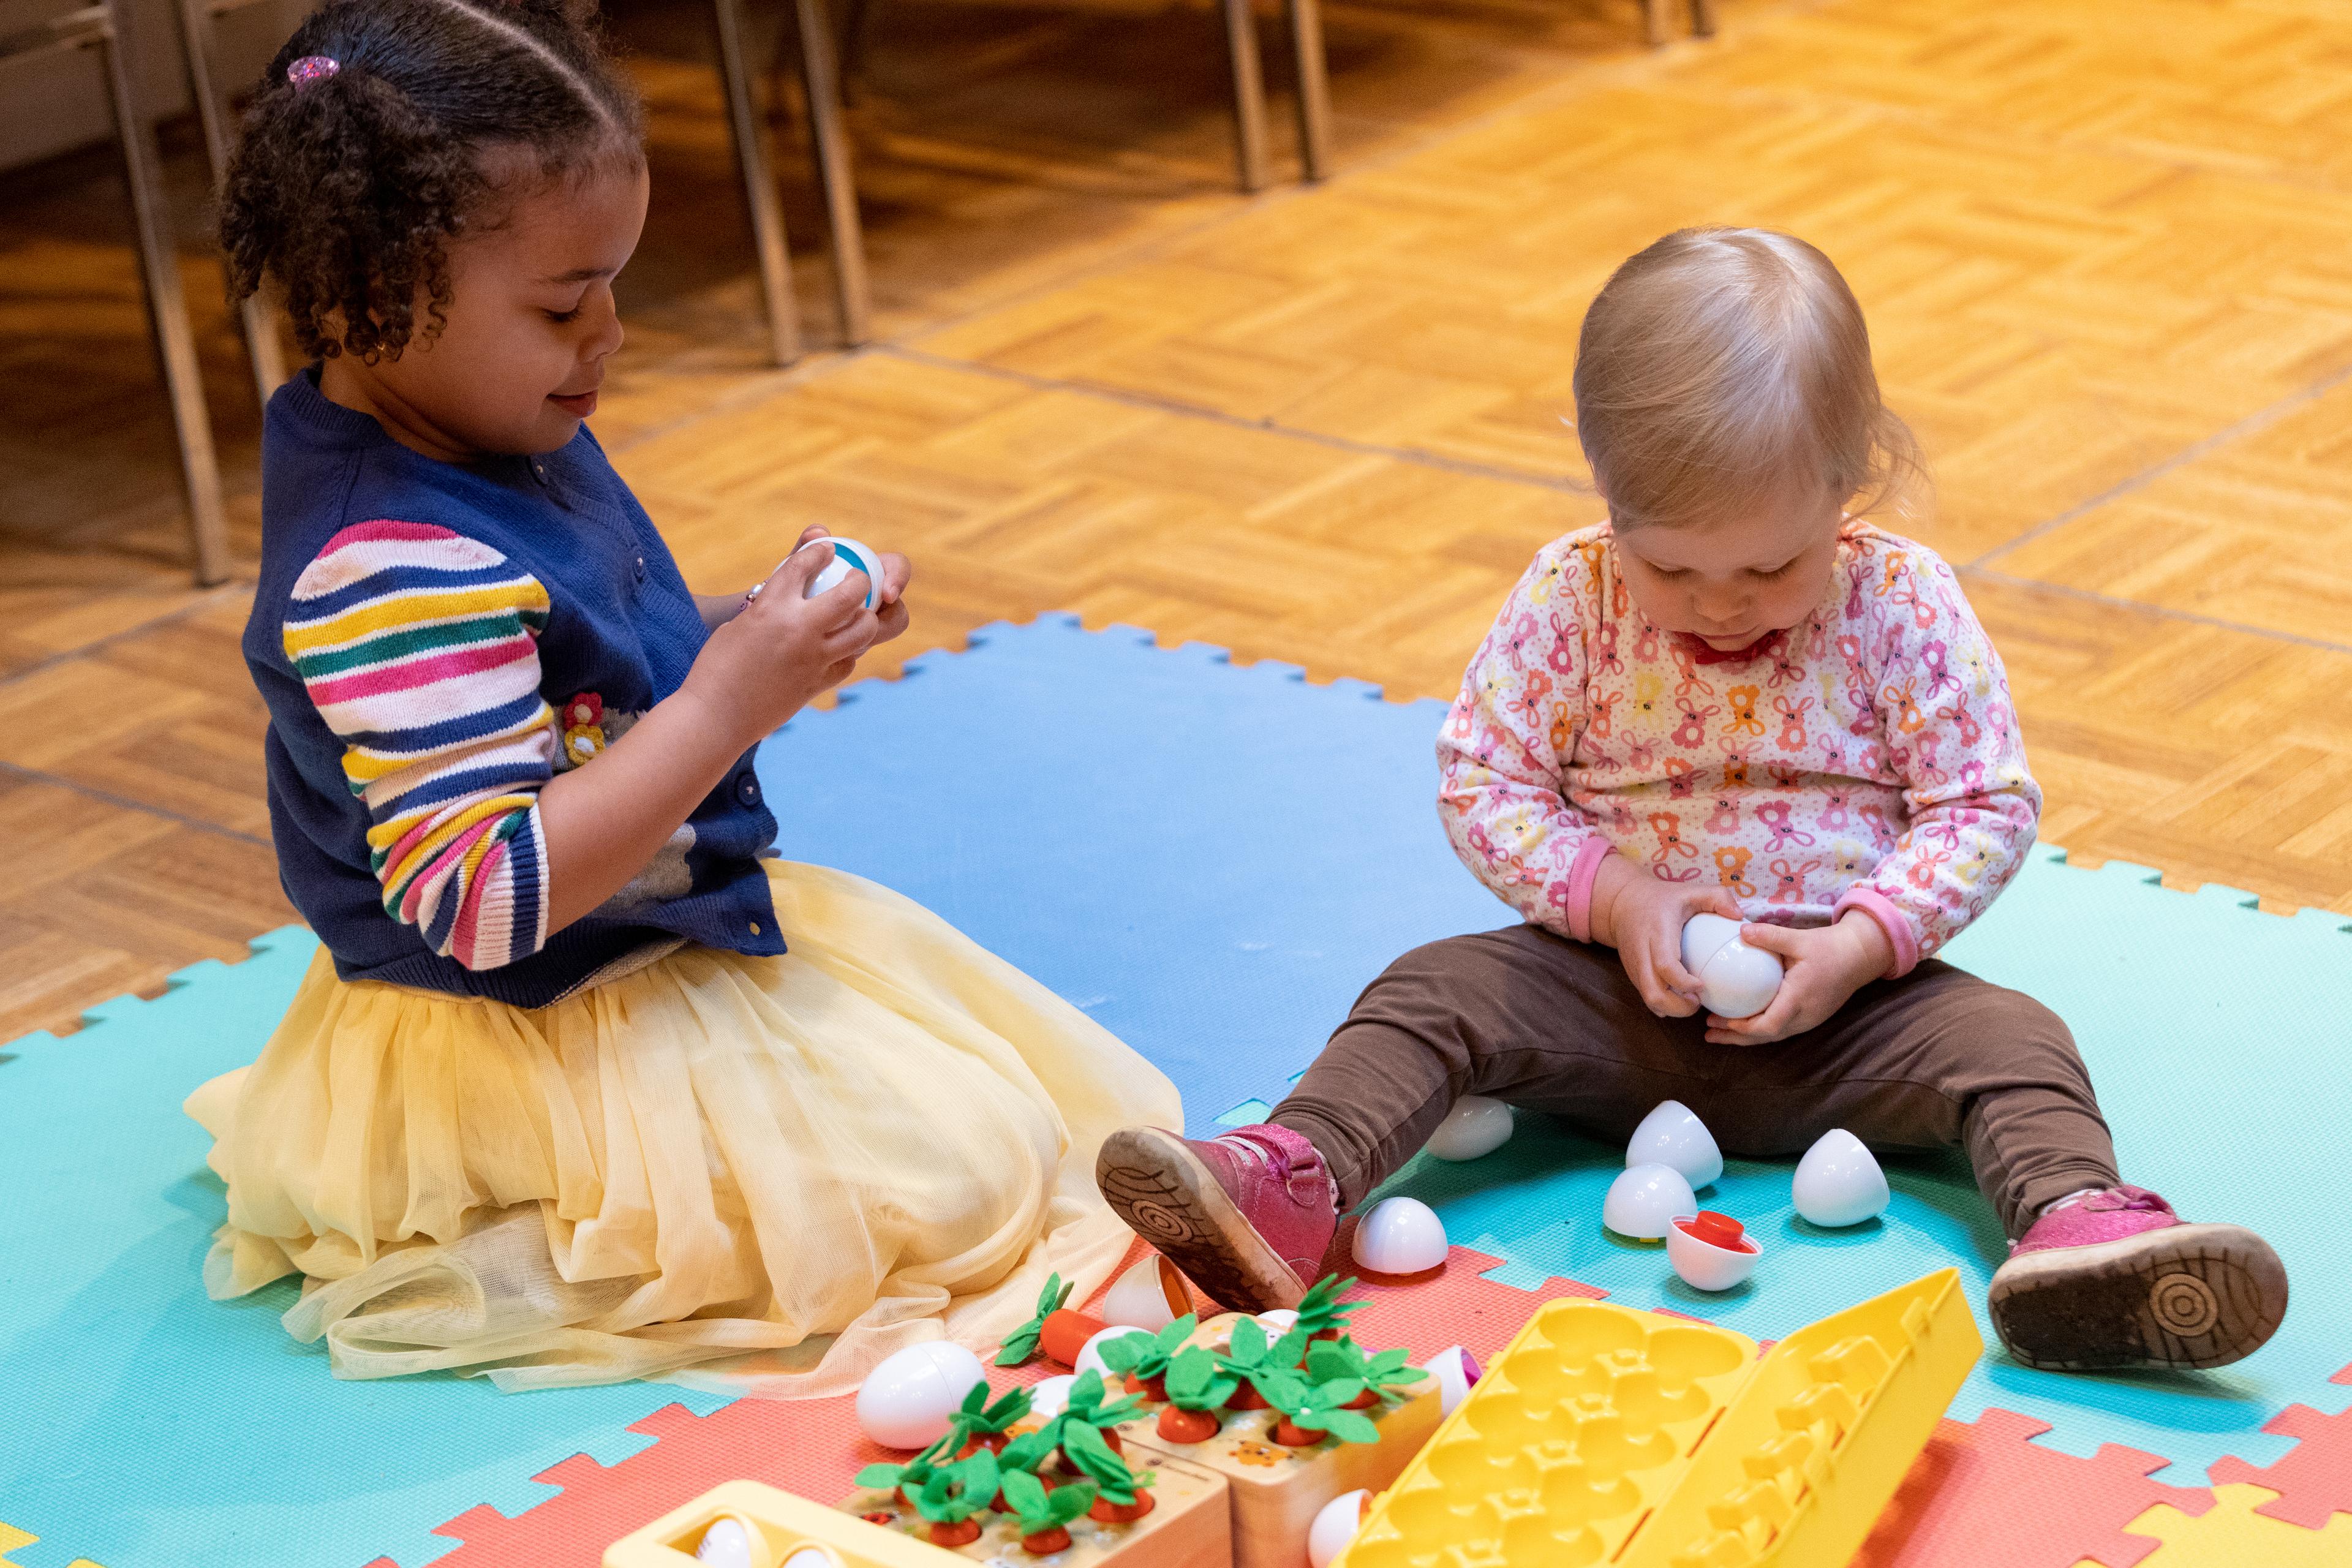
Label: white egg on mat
xmin=1074 ymin=1324 xmax=1156 ymax=1382
xmin=1425 ymin=1095 xmax=1515 ymax=1161
xmin=1626 ymin=1099 xmax=1723 ymax=1189
xmin=1352 ymin=1196 xmax=1449 ymax=1275
xmin=1604 ymin=1162 xmax=1698 ymax=1240
xmin=1028 ymin=1373 xmax=1077 ymax=1421
xmin=854 ymin=1340 xmax=985 ymax=1450
xmin=695 ymin=1517 xmax=755 ymax=1568
xmin=1308 ymin=1489 xmax=1371 ymax=1568
xmin=1665 ymin=1212 xmax=1762 ymax=1292
xmin=793 ymin=535 xmax=884 ymax=610
xmin=1101 ymin=1253 xmax=1191 ymax=1330
xmin=1422 ymin=1344 xmax=1482 ymax=1417
xmin=1680 ymin=913 xmax=1783 ymax=1019
xmin=1792 ymin=1128 xmax=1891 ymax=1227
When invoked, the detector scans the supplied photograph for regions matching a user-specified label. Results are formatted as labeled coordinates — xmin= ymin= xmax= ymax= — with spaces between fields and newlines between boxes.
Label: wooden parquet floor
xmin=2 ymin=0 xmax=2348 ymax=1042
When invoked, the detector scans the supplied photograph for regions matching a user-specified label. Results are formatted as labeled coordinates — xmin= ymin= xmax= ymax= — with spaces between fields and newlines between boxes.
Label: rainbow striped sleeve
xmin=284 ymin=519 xmax=557 ymax=971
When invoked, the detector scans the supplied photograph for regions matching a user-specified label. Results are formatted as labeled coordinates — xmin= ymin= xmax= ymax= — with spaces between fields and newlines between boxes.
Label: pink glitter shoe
xmin=1095 ymin=1123 xmax=1338 ymax=1312
xmin=1988 ymin=1186 xmax=2287 ymax=1371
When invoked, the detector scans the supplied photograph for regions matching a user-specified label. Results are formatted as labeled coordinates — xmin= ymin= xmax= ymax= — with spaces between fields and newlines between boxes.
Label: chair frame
xmin=2 ymin=0 xmax=233 ymax=585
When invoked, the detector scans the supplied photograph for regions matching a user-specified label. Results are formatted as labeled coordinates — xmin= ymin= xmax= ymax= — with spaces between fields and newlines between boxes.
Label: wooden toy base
xmin=835 ymin=1453 xmax=1231 ymax=1568
xmin=1122 ymin=1316 xmax=1442 ymax=1568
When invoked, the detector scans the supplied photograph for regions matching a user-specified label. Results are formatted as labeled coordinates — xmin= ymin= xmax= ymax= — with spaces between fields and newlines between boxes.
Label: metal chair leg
xmin=99 ymin=0 xmax=232 ymax=586
xmin=1642 ymin=0 xmax=1668 ymax=46
xmin=1221 ymin=0 xmax=1270 ymax=192
xmin=1689 ymin=0 xmax=1717 ymax=36
xmin=712 ymin=0 xmax=802 ymax=365
xmin=793 ymin=0 xmax=870 ymax=345
xmin=1284 ymin=0 xmax=1332 ymax=182
xmin=173 ymin=0 xmax=287 ymax=409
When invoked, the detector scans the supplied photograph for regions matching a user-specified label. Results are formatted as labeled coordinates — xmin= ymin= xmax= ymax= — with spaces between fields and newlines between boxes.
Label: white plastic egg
xmin=1352 ymin=1196 xmax=1449 ymax=1276
xmin=1101 ymin=1253 xmax=1191 ymax=1332
xmin=1665 ymin=1213 xmax=1762 ymax=1292
xmin=794 ymin=535 xmax=884 ymax=610
xmin=1028 ymin=1373 xmax=1077 ymax=1421
xmin=854 ymin=1340 xmax=986 ymax=1450
xmin=1680 ymin=913 xmax=1784 ymax=1019
xmin=1603 ymin=1163 xmax=1698 ymax=1240
xmin=1792 ymin=1128 xmax=1890 ymax=1227
xmin=1308 ymin=1489 xmax=1371 ymax=1568
xmin=695 ymin=1517 xmax=755 ymax=1568
xmin=1256 ymin=1308 xmax=1299 ymax=1333
xmin=782 ymin=1552 xmax=835 ymax=1568
xmin=1073 ymin=1324 xmax=1156 ymax=1383
xmin=1425 ymin=1095 xmax=1515 ymax=1161
xmin=1422 ymin=1344 xmax=1481 ymax=1417
xmin=1626 ymin=1099 xmax=1723 ymax=1189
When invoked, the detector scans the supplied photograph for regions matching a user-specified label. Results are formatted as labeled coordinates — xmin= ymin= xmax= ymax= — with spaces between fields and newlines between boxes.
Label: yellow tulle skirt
xmin=184 ymin=860 xmax=1182 ymax=1396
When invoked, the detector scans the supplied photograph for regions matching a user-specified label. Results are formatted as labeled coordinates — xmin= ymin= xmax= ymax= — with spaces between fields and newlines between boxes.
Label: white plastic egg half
xmin=1679 ymin=913 xmax=1784 ymax=1020
xmin=1792 ymin=1128 xmax=1890 ymax=1227
xmin=1422 ymin=1344 xmax=1482 ymax=1417
xmin=1425 ymin=1095 xmax=1515 ymax=1161
xmin=1603 ymin=1162 xmax=1698 ymax=1240
xmin=1255 ymin=1308 xmax=1299 ymax=1333
xmin=1028 ymin=1373 xmax=1077 ymax=1422
xmin=1665 ymin=1214 xmax=1762 ymax=1292
xmin=695 ymin=1517 xmax=755 ymax=1568
xmin=1625 ymin=1099 xmax=1723 ymax=1189
xmin=1308 ymin=1489 xmax=1371 ymax=1568
xmin=793 ymin=536 xmax=884 ymax=611
xmin=782 ymin=1551 xmax=837 ymax=1568
xmin=1073 ymin=1324 xmax=1156 ymax=1383
xmin=854 ymin=1340 xmax=986 ymax=1450
xmin=1101 ymin=1253 xmax=1191 ymax=1332
xmin=1352 ymin=1196 xmax=1449 ymax=1276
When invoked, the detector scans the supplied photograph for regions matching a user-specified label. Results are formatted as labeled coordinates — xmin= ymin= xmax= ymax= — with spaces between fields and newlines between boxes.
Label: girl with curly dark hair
xmin=189 ymin=0 xmax=1180 ymax=1396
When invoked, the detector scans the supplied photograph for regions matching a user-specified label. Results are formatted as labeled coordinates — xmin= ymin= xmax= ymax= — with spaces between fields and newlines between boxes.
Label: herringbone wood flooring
xmin=2 ymin=0 xmax=2348 ymax=1042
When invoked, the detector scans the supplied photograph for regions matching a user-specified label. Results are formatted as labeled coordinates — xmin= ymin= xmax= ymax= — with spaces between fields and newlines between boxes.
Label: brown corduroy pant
xmin=1270 ymin=924 xmax=2119 ymax=1239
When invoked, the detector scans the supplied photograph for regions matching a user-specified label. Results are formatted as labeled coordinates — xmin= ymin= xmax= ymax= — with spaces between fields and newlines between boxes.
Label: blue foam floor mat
xmin=3 ymin=617 xmax=2346 ymax=1567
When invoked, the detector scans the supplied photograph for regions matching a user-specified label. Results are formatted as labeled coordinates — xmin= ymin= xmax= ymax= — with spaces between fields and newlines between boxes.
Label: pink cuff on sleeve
xmin=1833 ymin=888 xmax=1918 ymax=978
xmin=1564 ymin=839 xmax=1614 ymax=943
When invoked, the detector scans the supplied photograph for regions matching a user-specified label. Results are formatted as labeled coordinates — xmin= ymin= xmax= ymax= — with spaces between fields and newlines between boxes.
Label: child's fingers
xmin=874 ymin=550 xmax=913 ymax=606
xmin=796 ymin=525 xmax=834 ymax=549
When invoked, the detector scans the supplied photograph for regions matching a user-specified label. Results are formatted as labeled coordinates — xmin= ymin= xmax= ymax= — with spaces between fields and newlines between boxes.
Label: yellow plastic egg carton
xmin=1336 ymin=1268 xmax=1979 ymax=1568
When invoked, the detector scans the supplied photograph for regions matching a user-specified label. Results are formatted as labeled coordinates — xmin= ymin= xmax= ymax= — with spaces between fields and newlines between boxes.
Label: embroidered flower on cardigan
xmin=561 ymin=692 xmax=608 ymax=766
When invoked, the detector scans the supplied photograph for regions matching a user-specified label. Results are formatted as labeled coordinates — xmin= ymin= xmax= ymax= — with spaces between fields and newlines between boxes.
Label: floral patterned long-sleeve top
xmin=1437 ymin=520 xmax=2040 ymax=974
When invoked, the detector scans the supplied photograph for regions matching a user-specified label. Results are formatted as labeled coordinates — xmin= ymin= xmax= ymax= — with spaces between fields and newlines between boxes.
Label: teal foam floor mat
xmin=3 ymin=616 xmax=2345 ymax=1566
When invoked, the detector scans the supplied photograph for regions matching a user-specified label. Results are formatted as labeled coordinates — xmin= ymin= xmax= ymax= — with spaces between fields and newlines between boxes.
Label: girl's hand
xmin=683 ymin=546 xmax=882 ymax=750
xmin=1703 ymin=914 xmax=1894 ymax=1046
xmin=1591 ymin=856 xmax=1744 ymax=1018
xmin=703 ymin=526 xmax=915 ymax=637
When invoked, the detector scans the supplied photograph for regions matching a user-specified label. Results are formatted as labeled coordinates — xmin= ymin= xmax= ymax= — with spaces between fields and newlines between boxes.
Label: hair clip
xmin=287 ymin=55 xmax=341 ymax=89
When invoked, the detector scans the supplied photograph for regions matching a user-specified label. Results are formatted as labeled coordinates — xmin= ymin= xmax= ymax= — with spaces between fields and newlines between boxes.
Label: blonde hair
xmin=1571 ymin=227 xmax=1921 ymax=530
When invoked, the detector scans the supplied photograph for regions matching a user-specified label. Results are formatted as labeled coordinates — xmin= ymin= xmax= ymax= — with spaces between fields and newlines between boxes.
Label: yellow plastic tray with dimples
xmin=603 ymin=1480 xmax=963 ymax=1568
xmin=1335 ymin=1268 xmax=1979 ymax=1568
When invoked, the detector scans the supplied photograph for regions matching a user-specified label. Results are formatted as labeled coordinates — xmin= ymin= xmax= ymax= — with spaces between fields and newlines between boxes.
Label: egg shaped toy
xmin=1028 ymin=1373 xmax=1077 ymax=1422
xmin=1792 ymin=1128 xmax=1890 ymax=1227
xmin=1422 ymin=1344 xmax=1482 ymax=1417
xmin=783 ymin=1552 xmax=837 ymax=1568
xmin=1425 ymin=1095 xmax=1515 ymax=1161
xmin=1679 ymin=913 xmax=1784 ymax=1019
xmin=695 ymin=1517 xmax=756 ymax=1568
xmin=793 ymin=535 xmax=884 ymax=610
xmin=1666 ymin=1210 xmax=1761 ymax=1292
xmin=1308 ymin=1490 xmax=1371 ymax=1568
xmin=1352 ymin=1196 xmax=1449 ymax=1276
xmin=1073 ymin=1324 xmax=1156 ymax=1382
xmin=1625 ymin=1099 xmax=1723 ymax=1189
xmin=1255 ymin=1308 xmax=1299 ymax=1333
xmin=1101 ymin=1253 xmax=1191 ymax=1331
xmin=1604 ymin=1162 xmax=1699 ymax=1240
xmin=854 ymin=1340 xmax=986 ymax=1450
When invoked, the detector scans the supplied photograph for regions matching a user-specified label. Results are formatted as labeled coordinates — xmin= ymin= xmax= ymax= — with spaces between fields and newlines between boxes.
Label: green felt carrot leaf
xmin=1215 ymin=1314 xmax=1310 ymax=1396
xmin=996 ymin=1272 xmax=1076 ymax=1366
xmin=947 ymin=1381 xmax=1033 ymax=1441
xmin=911 ymin=1449 xmax=1001 ymax=1524
xmin=854 ymin=1432 xmax=954 ymax=1492
xmin=1269 ymin=1376 xmax=1382 ymax=1445
xmin=1292 ymin=1275 xmax=1360 ymax=1338
xmin=1306 ymin=1338 xmax=1428 ymax=1398
xmin=1161 ymin=1344 xmax=1238 ymax=1412
xmin=1098 ymin=1314 xmax=1197 ymax=1381
xmin=1060 ymin=1420 xmax=1155 ymax=1506
xmin=1000 ymin=1469 xmax=1096 ymax=1533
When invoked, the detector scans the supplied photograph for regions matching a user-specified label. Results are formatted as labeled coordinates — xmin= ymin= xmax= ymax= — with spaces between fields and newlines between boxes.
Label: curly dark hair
xmin=219 ymin=0 xmax=643 ymax=363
